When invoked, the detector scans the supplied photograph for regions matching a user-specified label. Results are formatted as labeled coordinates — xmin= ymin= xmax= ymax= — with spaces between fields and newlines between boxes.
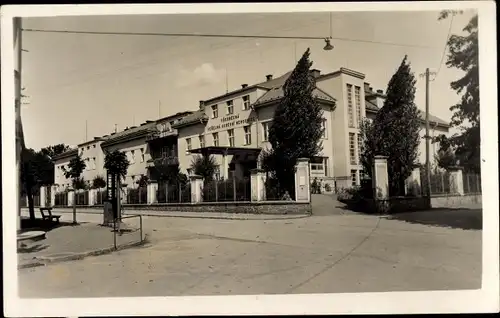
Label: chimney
xmin=241 ymin=84 xmax=248 ymax=89
xmin=266 ymin=74 xmax=273 ymax=81
xmin=199 ymin=100 xmax=205 ymax=109
xmin=377 ymin=89 xmax=383 ymax=94
xmin=310 ymin=69 xmax=321 ymax=78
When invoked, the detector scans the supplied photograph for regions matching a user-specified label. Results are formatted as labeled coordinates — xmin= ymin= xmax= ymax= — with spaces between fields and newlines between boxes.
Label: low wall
xmin=50 ymin=201 xmax=312 ymax=215
xmin=431 ymin=193 xmax=482 ymax=209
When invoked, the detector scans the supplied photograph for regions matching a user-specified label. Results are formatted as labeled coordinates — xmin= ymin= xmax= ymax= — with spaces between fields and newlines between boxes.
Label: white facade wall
xmin=54 ymin=157 xmax=74 ymax=190
xmin=103 ymin=138 xmax=152 ymax=186
xmin=78 ymin=140 xmax=107 ymax=186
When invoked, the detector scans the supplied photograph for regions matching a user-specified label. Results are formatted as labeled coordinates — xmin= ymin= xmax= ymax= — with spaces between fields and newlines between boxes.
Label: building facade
xmin=52 ymin=67 xmax=450 ymax=192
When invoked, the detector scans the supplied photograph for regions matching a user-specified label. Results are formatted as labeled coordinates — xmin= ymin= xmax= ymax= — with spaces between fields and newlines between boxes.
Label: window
xmin=355 ymin=86 xmax=362 ymax=127
xmin=243 ymin=95 xmax=251 ymax=110
xmin=227 ymin=129 xmax=235 ymax=147
xmin=186 ymin=138 xmax=192 ymax=151
xmin=211 ymin=105 xmax=218 ymax=118
xmin=140 ymin=148 xmax=145 ymax=163
xmin=357 ymin=134 xmax=363 ymax=164
xmin=130 ymin=150 xmax=136 ymax=164
xmin=322 ymin=118 xmax=327 ymax=139
xmin=244 ymin=126 xmax=251 ymax=145
xmin=93 ymin=144 xmax=96 ymax=148
xmin=226 ymin=100 xmax=234 ymax=115
xmin=310 ymin=157 xmax=326 ymax=175
xmin=87 ymin=146 xmax=90 ymax=150
xmin=93 ymin=157 xmax=96 ymax=170
xmin=213 ymin=132 xmax=219 ymax=147
xmin=199 ymin=135 xmax=205 ymax=148
xmin=347 ymin=84 xmax=354 ymax=128
xmin=351 ymin=170 xmax=358 ymax=186
xmin=262 ymin=121 xmax=271 ymax=141
xmin=349 ymin=133 xmax=356 ymax=165
xmin=85 ymin=158 xmax=90 ymax=171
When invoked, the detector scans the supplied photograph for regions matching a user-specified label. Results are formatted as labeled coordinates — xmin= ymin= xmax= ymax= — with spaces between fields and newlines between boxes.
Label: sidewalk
xmin=21 ymin=207 xmax=311 ymax=220
xmin=18 ymin=221 xmax=145 ymax=269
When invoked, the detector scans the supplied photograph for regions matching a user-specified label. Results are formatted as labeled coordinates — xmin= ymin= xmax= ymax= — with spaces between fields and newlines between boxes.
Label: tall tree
xmin=62 ymin=154 xmax=86 ymax=224
xmin=20 ymin=144 xmax=70 ymax=220
xmin=434 ymin=11 xmax=479 ymax=172
xmin=268 ymin=48 xmax=324 ymax=197
xmin=103 ymin=149 xmax=130 ymax=182
xmin=360 ymin=55 xmax=421 ymax=196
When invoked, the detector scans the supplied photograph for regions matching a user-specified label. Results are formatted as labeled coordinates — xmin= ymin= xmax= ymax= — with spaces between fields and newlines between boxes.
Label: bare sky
xmin=21 ymin=10 xmax=476 ymax=150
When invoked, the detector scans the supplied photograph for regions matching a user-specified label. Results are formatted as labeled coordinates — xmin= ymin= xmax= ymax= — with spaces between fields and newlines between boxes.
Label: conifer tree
xmin=360 ymin=55 xmax=420 ymax=195
xmin=268 ymin=48 xmax=324 ymax=196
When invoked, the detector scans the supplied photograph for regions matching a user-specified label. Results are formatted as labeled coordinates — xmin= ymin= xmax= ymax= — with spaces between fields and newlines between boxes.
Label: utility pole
xmin=421 ymin=68 xmax=436 ymax=198
xmin=14 ymin=17 xmax=23 ymax=231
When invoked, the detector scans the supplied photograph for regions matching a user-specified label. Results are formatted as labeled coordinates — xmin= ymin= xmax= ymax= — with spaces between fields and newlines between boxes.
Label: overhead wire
xmin=431 ymin=14 xmax=455 ymax=81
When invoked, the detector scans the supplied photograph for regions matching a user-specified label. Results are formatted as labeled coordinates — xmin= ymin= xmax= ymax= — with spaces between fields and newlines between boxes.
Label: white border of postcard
xmin=2 ymin=1 xmax=498 ymax=316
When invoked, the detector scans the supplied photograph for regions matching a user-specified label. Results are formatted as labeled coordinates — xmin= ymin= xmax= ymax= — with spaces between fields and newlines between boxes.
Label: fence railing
xmin=419 ymin=169 xmax=482 ymax=196
xmin=113 ymin=214 xmax=144 ymax=250
xmin=95 ymin=189 xmax=107 ymax=205
xmin=156 ymin=182 xmax=191 ymax=203
xmin=265 ymin=178 xmax=285 ymax=200
xmin=127 ymin=187 xmax=148 ymax=204
xmin=463 ymin=173 xmax=482 ymax=194
xmin=75 ymin=190 xmax=89 ymax=206
xmin=54 ymin=192 xmax=68 ymax=206
xmin=20 ymin=196 xmax=27 ymax=208
xmin=202 ymin=177 xmax=251 ymax=202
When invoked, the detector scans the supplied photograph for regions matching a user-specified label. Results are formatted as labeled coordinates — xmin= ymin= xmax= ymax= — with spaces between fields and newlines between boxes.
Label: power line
xmin=432 ymin=14 xmax=455 ymax=81
xmin=22 ymin=28 xmax=434 ymax=48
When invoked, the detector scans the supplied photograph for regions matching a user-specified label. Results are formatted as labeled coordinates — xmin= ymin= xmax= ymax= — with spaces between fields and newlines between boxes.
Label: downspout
xmin=330 ymin=102 xmax=336 ymax=192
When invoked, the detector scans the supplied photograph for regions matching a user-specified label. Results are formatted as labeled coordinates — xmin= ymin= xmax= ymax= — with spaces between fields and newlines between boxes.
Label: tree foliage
xmin=103 ymin=149 xmax=130 ymax=181
xmin=136 ymin=174 xmax=150 ymax=188
xmin=190 ymin=155 xmax=218 ymax=181
xmin=434 ymin=146 xmax=458 ymax=170
xmin=267 ymin=48 xmax=324 ymax=196
xmin=20 ymin=144 xmax=71 ymax=220
xmin=360 ymin=55 xmax=421 ymax=196
xmin=434 ymin=12 xmax=480 ymax=173
xmin=92 ymin=175 xmax=107 ymax=189
xmin=62 ymin=154 xmax=86 ymax=182
xmin=153 ymin=160 xmax=187 ymax=185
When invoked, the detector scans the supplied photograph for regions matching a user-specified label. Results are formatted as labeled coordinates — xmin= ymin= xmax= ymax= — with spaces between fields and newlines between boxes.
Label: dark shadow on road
xmin=387 ymin=208 xmax=482 ymax=230
xmin=20 ymin=217 xmax=87 ymax=234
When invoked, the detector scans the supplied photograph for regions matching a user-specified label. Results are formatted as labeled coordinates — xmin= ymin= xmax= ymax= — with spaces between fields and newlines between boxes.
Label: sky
xmin=20 ymin=10 xmax=476 ymax=151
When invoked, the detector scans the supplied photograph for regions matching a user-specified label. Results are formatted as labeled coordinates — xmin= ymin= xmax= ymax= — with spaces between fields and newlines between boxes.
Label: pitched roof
xmin=52 ymin=148 xmax=78 ymax=161
xmin=365 ymin=99 xmax=380 ymax=112
xmin=171 ymin=110 xmax=209 ymax=128
xmin=253 ymin=71 xmax=336 ymax=107
xmin=417 ymin=110 xmax=450 ymax=127
xmin=101 ymin=122 xmax=157 ymax=147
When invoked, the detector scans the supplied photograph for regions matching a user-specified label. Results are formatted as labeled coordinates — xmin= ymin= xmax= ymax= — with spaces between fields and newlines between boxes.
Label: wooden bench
xmin=39 ymin=207 xmax=61 ymax=223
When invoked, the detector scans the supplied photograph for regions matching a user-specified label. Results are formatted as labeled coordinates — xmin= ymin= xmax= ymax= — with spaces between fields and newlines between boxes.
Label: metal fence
xmin=202 ymin=177 xmax=251 ymax=202
xmin=463 ymin=173 xmax=482 ymax=194
xmin=20 ymin=196 xmax=27 ymax=208
xmin=127 ymin=187 xmax=148 ymax=204
xmin=419 ymin=169 xmax=481 ymax=196
xmin=54 ymin=192 xmax=68 ymax=206
xmin=113 ymin=214 xmax=144 ymax=250
xmin=156 ymin=182 xmax=191 ymax=203
xmin=95 ymin=189 xmax=107 ymax=205
xmin=264 ymin=177 xmax=285 ymax=200
xmin=75 ymin=190 xmax=89 ymax=206
xmin=33 ymin=195 xmax=40 ymax=207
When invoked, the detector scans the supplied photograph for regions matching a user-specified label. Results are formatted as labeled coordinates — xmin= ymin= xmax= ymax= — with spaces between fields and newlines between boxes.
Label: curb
xmin=132 ymin=212 xmax=312 ymax=221
xmin=24 ymin=209 xmax=312 ymax=221
xmin=18 ymin=235 xmax=149 ymax=270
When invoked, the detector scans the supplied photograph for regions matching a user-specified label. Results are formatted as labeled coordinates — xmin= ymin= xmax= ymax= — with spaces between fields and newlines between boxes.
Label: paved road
xmin=18 ymin=205 xmax=482 ymax=298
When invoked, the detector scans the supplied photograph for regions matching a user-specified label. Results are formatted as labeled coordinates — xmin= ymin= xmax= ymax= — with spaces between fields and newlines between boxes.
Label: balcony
xmin=146 ymin=129 xmax=178 ymax=142
xmin=147 ymin=156 xmax=179 ymax=167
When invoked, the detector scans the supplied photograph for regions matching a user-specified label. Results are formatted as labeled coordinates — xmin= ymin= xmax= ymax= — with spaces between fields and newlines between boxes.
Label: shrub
xmin=324 ymin=183 xmax=332 ymax=192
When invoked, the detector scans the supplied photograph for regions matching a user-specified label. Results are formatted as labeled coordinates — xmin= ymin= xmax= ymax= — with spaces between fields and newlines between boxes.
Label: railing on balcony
xmin=147 ymin=156 xmax=180 ymax=167
xmin=146 ymin=129 xmax=178 ymax=141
